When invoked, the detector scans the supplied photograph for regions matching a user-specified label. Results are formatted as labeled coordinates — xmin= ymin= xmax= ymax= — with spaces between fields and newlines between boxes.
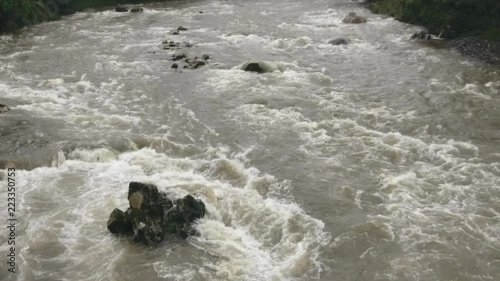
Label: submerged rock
xmin=107 ymin=182 xmax=206 ymax=246
xmin=239 ymin=61 xmax=283 ymax=74
xmin=177 ymin=26 xmax=188 ymax=31
xmin=342 ymin=12 xmax=367 ymax=24
xmin=328 ymin=38 xmax=349 ymax=46
xmin=130 ymin=7 xmax=144 ymax=13
xmin=0 ymin=104 xmax=10 ymax=113
xmin=115 ymin=5 xmax=128 ymax=12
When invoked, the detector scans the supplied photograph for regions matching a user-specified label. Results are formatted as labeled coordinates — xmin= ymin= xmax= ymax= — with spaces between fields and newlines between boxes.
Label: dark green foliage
xmin=0 ymin=0 xmax=170 ymax=33
xmin=368 ymin=0 xmax=500 ymax=41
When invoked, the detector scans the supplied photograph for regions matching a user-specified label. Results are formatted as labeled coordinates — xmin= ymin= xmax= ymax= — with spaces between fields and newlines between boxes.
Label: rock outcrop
xmin=342 ymin=12 xmax=367 ymax=24
xmin=107 ymin=182 xmax=206 ymax=245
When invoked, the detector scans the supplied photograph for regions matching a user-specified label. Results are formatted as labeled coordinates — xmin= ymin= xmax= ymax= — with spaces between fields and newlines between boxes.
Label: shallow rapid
xmin=1 ymin=0 xmax=499 ymax=280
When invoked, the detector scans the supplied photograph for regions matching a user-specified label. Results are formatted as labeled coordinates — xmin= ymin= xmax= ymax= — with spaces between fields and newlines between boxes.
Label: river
xmin=0 ymin=0 xmax=499 ymax=280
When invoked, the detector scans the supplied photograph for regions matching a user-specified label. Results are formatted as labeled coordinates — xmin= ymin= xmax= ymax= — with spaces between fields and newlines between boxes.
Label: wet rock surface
xmin=328 ymin=38 xmax=349 ymax=46
xmin=107 ymin=182 xmax=206 ymax=246
xmin=342 ymin=12 xmax=367 ymax=24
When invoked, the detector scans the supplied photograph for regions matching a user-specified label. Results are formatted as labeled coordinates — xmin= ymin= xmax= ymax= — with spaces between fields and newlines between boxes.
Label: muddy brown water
xmin=0 ymin=0 xmax=499 ymax=280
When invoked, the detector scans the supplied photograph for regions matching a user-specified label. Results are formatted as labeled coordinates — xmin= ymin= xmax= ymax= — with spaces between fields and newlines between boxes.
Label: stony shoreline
xmin=367 ymin=0 xmax=500 ymax=65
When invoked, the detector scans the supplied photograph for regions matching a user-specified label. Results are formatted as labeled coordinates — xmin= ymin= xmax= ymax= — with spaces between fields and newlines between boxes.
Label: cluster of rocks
xmin=107 ymin=182 xmax=206 ymax=245
xmin=447 ymin=37 xmax=500 ymax=65
xmin=171 ymin=55 xmax=210 ymax=70
xmin=115 ymin=5 xmax=143 ymax=13
xmin=0 ymin=104 xmax=10 ymax=113
xmin=160 ymin=37 xmax=210 ymax=70
xmin=162 ymin=40 xmax=195 ymax=50
xmin=170 ymin=26 xmax=189 ymax=35
xmin=324 ymin=12 xmax=367 ymax=47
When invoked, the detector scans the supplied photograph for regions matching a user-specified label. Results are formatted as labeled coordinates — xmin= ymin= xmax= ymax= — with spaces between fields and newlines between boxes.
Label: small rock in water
xmin=328 ymin=38 xmax=349 ymax=46
xmin=177 ymin=26 xmax=188 ymax=31
xmin=115 ymin=5 xmax=128 ymax=12
xmin=202 ymin=54 xmax=210 ymax=60
xmin=171 ymin=63 xmax=179 ymax=69
xmin=342 ymin=12 xmax=367 ymax=24
xmin=0 ymin=104 xmax=10 ymax=113
xmin=199 ymin=11 xmax=203 ymax=14
xmin=130 ymin=7 xmax=144 ymax=13
xmin=240 ymin=61 xmax=282 ymax=74
xmin=107 ymin=182 xmax=206 ymax=246
xmin=171 ymin=30 xmax=179 ymax=35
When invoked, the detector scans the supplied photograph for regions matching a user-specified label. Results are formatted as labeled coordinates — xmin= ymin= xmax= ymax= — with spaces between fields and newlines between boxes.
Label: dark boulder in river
xmin=239 ymin=61 xmax=283 ymax=73
xmin=0 ymin=104 xmax=10 ymax=113
xmin=115 ymin=5 xmax=128 ymax=12
xmin=107 ymin=182 xmax=206 ymax=245
xmin=328 ymin=38 xmax=349 ymax=46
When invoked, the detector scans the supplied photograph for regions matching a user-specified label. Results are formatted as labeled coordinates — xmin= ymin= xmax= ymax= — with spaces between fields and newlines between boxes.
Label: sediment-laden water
xmin=1 ymin=0 xmax=499 ymax=280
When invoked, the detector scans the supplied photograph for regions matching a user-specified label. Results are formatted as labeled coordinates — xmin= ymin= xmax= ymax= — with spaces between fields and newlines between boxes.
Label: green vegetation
xmin=367 ymin=0 xmax=500 ymax=41
xmin=0 ymin=0 xmax=163 ymax=33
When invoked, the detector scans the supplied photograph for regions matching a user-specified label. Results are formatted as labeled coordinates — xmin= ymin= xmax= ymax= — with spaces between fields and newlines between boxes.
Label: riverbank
xmin=366 ymin=0 xmax=500 ymax=42
xmin=0 ymin=0 xmax=163 ymax=33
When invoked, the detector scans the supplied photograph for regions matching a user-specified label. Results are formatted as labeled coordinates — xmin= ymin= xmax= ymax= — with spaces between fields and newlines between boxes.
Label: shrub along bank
xmin=0 ymin=0 xmax=158 ymax=33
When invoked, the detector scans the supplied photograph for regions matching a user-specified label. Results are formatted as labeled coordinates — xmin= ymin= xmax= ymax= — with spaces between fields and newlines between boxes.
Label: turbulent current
xmin=1 ymin=0 xmax=500 ymax=280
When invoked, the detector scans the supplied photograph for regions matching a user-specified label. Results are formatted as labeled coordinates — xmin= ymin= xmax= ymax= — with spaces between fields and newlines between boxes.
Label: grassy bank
xmin=367 ymin=0 xmax=500 ymax=41
xmin=0 ymin=0 xmax=159 ymax=33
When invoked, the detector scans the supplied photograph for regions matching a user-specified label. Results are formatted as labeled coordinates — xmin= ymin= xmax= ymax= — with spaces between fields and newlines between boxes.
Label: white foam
xmin=15 ymin=147 xmax=330 ymax=280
